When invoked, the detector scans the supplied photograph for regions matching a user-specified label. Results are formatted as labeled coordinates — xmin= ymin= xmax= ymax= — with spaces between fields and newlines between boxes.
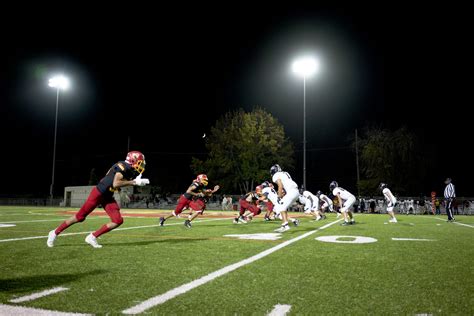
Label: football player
xmin=184 ymin=181 xmax=220 ymax=228
xmin=298 ymin=189 xmax=325 ymax=221
xmin=379 ymin=183 xmax=398 ymax=223
xmin=159 ymin=174 xmax=218 ymax=228
xmin=330 ymin=181 xmax=356 ymax=226
xmin=316 ymin=190 xmax=334 ymax=214
xmin=47 ymin=151 xmax=149 ymax=248
xmin=270 ymin=164 xmax=300 ymax=232
xmin=234 ymin=186 xmax=263 ymax=224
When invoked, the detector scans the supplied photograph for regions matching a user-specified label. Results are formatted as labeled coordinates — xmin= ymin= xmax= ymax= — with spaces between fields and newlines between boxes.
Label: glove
xmin=134 ymin=176 xmax=150 ymax=186
xmin=197 ymin=192 xmax=205 ymax=198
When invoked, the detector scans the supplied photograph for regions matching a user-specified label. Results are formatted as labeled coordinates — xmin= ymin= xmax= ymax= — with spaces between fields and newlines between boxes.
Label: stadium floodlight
xmin=48 ymin=75 xmax=70 ymax=205
xmin=292 ymin=57 xmax=320 ymax=78
xmin=48 ymin=75 xmax=70 ymax=90
xmin=292 ymin=56 xmax=320 ymax=190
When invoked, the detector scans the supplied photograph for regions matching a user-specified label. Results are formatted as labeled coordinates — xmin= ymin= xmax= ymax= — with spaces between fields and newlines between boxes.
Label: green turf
xmin=0 ymin=206 xmax=473 ymax=315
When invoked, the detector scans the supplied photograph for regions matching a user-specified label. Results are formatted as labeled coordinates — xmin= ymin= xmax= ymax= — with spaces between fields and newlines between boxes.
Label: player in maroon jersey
xmin=159 ymin=174 xmax=219 ymax=227
xmin=233 ymin=186 xmax=263 ymax=224
xmin=47 ymin=151 xmax=149 ymax=248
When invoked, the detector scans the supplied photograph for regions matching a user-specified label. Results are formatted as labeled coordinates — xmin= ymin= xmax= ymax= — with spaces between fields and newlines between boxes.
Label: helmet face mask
xmin=126 ymin=151 xmax=146 ymax=174
xmin=329 ymin=181 xmax=338 ymax=191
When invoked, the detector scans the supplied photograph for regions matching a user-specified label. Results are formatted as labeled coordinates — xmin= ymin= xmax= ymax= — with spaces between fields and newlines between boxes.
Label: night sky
xmin=1 ymin=6 xmax=472 ymax=197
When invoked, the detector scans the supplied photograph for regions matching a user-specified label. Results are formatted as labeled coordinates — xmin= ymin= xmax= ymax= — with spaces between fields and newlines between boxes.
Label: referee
xmin=444 ymin=177 xmax=456 ymax=222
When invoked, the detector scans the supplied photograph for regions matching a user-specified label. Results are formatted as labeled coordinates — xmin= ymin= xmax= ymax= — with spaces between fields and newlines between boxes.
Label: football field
xmin=0 ymin=206 xmax=473 ymax=315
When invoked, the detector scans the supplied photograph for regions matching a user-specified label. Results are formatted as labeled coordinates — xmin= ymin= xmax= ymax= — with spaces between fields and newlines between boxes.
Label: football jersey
xmin=332 ymin=187 xmax=355 ymax=201
xmin=242 ymin=191 xmax=259 ymax=203
xmin=319 ymin=194 xmax=333 ymax=205
xmin=183 ymin=181 xmax=206 ymax=200
xmin=96 ymin=161 xmax=138 ymax=196
xmin=272 ymin=171 xmax=298 ymax=191
xmin=262 ymin=187 xmax=279 ymax=206
xmin=382 ymin=188 xmax=397 ymax=204
xmin=300 ymin=191 xmax=319 ymax=210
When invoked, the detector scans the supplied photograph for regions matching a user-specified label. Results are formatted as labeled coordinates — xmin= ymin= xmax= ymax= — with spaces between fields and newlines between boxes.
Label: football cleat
xmin=184 ymin=220 xmax=192 ymax=228
xmin=389 ymin=218 xmax=398 ymax=223
xmin=159 ymin=217 xmax=165 ymax=226
xmin=292 ymin=219 xmax=300 ymax=226
xmin=238 ymin=216 xmax=247 ymax=224
xmin=47 ymin=230 xmax=57 ymax=248
xmin=340 ymin=221 xmax=351 ymax=226
xmin=274 ymin=224 xmax=290 ymax=233
xmin=85 ymin=233 xmax=103 ymax=248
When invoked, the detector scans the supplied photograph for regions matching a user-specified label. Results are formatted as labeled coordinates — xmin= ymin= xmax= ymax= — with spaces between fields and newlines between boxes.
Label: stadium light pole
xmin=292 ymin=56 xmax=320 ymax=190
xmin=48 ymin=75 xmax=70 ymax=205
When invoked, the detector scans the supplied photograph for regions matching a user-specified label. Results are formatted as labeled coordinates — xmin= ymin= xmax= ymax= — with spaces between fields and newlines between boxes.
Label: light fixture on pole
xmin=48 ymin=75 xmax=70 ymax=205
xmin=292 ymin=56 xmax=320 ymax=190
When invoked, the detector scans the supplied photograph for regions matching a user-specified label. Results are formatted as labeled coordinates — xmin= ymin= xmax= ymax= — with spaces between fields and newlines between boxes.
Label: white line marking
xmin=0 ymin=303 xmax=92 ymax=316
xmin=0 ymin=224 xmax=16 ymax=228
xmin=0 ymin=219 xmax=77 ymax=224
xmin=433 ymin=217 xmax=474 ymax=228
xmin=0 ymin=218 xmax=228 ymax=243
xmin=223 ymin=233 xmax=282 ymax=240
xmin=268 ymin=304 xmax=292 ymax=316
xmin=392 ymin=238 xmax=435 ymax=241
xmin=122 ymin=219 xmax=342 ymax=314
xmin=9 ymin=287 xmax=69 ymax=303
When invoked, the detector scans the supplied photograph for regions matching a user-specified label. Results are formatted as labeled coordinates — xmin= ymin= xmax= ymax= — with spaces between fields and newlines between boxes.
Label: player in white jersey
xmin=330 ymin=181 xmax=356 ymax=225
xmin=270 ymin=164 xmax=300 ymax=232
xmin=379 ymin=183 xmax=398 ymax=223
xmin=299 ymin=189 xmax=325 ymax=221
xmin=316 ymin=190 xmax=334 ymax=213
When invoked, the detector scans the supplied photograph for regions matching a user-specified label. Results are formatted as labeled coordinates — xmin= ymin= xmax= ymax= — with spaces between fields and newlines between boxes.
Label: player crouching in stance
xmin=159 ymin=174 xmax=219 ymax=228
xmin=330 ymin=181 xmax=356 ymax=226
xmin=298 ymin=189 xmax=326 ymax=221
xmin=316 ymin=190 xmax=334 ymax=215
xmin=47 ymin=151 xmax=149 ymax=248
xmin=379 ymin=183 xmax=398 ymax=223
xmin=270 ymin=164 xmax=300 ymax=232
xmin=234 ymin=186 xmax=263 ymax=224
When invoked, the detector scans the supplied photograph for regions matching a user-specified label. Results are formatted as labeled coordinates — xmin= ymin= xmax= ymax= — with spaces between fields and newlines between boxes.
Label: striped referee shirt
xmin=444 ymin=183 xmax=456 ymax=199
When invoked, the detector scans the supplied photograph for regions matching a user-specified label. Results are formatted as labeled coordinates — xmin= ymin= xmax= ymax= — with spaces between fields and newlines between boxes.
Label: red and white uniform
xmin=239 ymin=192 xmax=261 ymax=216
xmin=174 ymin=181 xmax=206 ymax=216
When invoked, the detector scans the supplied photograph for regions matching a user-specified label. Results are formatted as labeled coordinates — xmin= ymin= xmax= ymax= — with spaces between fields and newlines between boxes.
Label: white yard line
xmin=433 ymin=217 xmax=474 ymax=228
xmin=9 ymin=287 xmax=69 ymax=303
xmin=0 ymin=303 xmax=92 ymax=316
xmin=122 ymin=219 xmax=342 ymax=315
xmin=392 ymin=238 xmax=435 ymax=241
xmin=0 ymin=218 xmax=228 ymax=243
xmin=0 ymin=219 xmax=81 ymax=224
xmin=267 ymin=304 xmax=292 ymax=316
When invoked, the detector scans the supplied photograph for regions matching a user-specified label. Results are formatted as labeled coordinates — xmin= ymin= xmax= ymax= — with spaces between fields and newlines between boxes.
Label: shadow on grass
xmin=0 ymin=270 xmax=104 ymax=294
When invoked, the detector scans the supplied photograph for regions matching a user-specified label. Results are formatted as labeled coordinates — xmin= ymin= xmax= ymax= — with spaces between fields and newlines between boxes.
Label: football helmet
xmin=125 ymin=151 xmax=146 ymax=174
xmin=329 ymin=181 xmax=338 ymax=191
xmin=196 ymin=174 xmax=209 ymax=186
xmin=270 ymin=164 xmax=282 ymax=176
